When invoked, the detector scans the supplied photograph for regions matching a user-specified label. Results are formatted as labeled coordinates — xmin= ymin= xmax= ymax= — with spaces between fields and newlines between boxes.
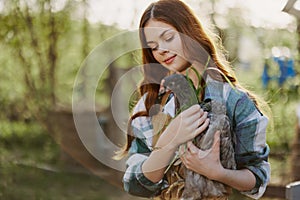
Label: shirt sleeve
xmin=123 ymin=139 xmax=166 ymax=197
xmin=123 ymin=95 xmax=168 ymax=197
xmin=233 ymin=92 xmax=271 ymax=199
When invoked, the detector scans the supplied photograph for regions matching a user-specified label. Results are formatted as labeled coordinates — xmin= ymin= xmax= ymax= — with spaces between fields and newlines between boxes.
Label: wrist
xmin=211 ymin=166 xmax=227 ymax=181
xmin=156 ymin=127 xmax=180 ymax=150
xmin=154 ymin=140 xmax=178 ymax=152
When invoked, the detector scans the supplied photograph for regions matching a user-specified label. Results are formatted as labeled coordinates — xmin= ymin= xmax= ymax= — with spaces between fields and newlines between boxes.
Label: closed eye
xmin=165 ymin=35 xmax=174 ymax=42
xmin=146 ymin=42 xmax=158 ymax=51
xmin=149 ymin=45 xmax=158 ymax=51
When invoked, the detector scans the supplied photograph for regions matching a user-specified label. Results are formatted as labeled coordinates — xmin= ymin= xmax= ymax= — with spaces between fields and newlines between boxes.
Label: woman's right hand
xmin=143 ymin=104 xmax=209 ymax=181
xmin=162 ymin=104 xmax=209 ymax=149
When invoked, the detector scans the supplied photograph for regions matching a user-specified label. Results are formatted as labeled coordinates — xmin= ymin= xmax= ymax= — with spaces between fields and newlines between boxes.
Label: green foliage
xmin=0 ymin=120 xmax=60 ymax=164
xmin=0 ymin=0 xmax=122 ymax=119
xmin=0 ymin=0 xmax=74 ymax=118
xmin=236 ymin=66 xmax=299 ymax=153
xmin=0 ymin=120 xmax=138 ymax=200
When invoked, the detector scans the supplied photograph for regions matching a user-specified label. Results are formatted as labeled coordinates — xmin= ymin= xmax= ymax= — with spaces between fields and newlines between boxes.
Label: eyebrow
xmin=146 ymin=29 xmax=173 ymax=44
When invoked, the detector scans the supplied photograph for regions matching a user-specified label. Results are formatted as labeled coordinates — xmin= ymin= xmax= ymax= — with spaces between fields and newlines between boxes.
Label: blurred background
xmin=0 ymin=0 xmax=299 ymax=199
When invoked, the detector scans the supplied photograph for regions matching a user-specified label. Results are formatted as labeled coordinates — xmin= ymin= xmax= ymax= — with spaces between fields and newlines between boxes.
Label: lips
xmin=164 ymin=55 xmax=176 ymax=64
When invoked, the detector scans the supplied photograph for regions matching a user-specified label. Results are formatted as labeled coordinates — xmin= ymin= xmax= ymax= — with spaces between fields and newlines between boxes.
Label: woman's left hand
xmin=180 ymin=131 xmax=225 ymax=181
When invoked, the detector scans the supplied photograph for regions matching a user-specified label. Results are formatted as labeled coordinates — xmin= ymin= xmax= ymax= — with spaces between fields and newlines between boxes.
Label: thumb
xmin=212 ymin=131 xmax=221 ymax=151
xmin=159 ymin=79 xmax=165 ymax=94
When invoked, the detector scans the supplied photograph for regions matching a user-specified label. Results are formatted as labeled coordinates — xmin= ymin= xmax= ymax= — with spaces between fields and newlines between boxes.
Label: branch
xmin=21 ymin=3 xmax=47 ymax=87
xmin=47 ymin=0 xmax=58 ymax=106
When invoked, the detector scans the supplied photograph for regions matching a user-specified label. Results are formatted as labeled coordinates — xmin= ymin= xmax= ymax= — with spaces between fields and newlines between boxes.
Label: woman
xmin=116 ymin=0 xmax=271 ymax=199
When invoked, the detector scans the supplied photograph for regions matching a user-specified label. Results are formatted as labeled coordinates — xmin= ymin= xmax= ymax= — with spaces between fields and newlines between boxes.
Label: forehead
xmin=144 ymin=19 xmax=176 ymax=40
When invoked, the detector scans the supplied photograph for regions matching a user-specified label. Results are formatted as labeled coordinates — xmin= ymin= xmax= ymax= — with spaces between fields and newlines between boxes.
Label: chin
xmin=168 ymin=66 xmax=180 ymax=73
xmin=174 ymin=66 xmax=189 ymax=73
xmin=160 ymin=64 xmax=175 ymax=72
xmin=162 ymin=62 xmax=188 ymax=73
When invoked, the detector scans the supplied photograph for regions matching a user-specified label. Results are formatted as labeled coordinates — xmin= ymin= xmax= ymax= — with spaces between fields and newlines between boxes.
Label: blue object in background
xmin=262 ymin=62 xmax=271 ymax=88
xmin=262 ymin=57 xmax=296 ymax=88
xmin=275 ymin=57 xmax=296 ymax=86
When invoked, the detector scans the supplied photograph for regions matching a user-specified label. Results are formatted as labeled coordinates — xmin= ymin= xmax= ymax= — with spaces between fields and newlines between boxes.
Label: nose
xmin=157 ymin=47 xmax=169 ymax=55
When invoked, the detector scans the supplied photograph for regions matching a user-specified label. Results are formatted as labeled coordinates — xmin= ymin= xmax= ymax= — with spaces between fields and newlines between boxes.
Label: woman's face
xmin=144 ymin=19 xmax=190 ymax=73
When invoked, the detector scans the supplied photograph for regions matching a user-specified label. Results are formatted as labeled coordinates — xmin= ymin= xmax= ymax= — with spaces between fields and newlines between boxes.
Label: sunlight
xmin=241 ymin=0 xmax=293 ymax=29
xmin=294 ymin=0 xmax=300 ymax=10
xmin=87 ymin=0 xmax=294 ymax=30
xmin=88 ymin=0 xmax=154 ymax=29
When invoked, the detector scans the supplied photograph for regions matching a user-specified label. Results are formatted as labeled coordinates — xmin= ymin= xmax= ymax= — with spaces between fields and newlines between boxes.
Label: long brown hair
xmin=114 ymin=0 xmax=270 ymax=159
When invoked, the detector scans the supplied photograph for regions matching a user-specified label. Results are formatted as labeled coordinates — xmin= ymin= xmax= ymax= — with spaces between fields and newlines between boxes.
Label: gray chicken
xmin=161 ymin=73 xmax=236 ymax=200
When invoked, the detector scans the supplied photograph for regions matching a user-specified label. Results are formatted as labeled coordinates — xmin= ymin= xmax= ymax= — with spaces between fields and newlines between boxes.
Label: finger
xmin=180 ymin=154 xmax=187 ymax=165
xmin=180 ymin=105 xmax=202 ymax=128
xmin=179 ymin=146 xmax=187 ymax=161
xmin=184 ymin=108 xmax=201 ymax=121
xmin=197 ymin=111 xmax=208 ymax=126
xmin=198 ymin=148 xmax=210 ymax=159
xmin=187 ymin=141 xmax=198 ymax=154
xmin=179 ymin=144 xmax=186 ymax=155
xmin=183 ymin=104 xmax=201 ymax=116
xmin=185 ymin=109 xmax=205 ymax=127
xmin=194 ymin=118 xmax=210 ymax=137
xmin=159 ymin=80 xmax=165 ymax=94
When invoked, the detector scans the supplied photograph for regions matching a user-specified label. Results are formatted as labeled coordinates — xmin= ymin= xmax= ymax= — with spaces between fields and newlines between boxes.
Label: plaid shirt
xmin=123 ymin=77 xmax=271 ymax=199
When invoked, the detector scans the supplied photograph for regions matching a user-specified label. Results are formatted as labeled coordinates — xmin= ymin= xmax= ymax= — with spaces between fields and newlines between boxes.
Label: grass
xmin=0 ymin=121 xmax=144 ymax=200
xmin=0 ymin=154 xmax=286 ymax=200
xmin=0 ymin=161 xmax=286 ymax=200
xmin=0 ymin=163 xmax=138 ymax=200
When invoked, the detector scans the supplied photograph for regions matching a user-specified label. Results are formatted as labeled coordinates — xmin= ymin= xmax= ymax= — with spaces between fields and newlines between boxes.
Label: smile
xmin=164 ymin=55 xmax=176 ymax=64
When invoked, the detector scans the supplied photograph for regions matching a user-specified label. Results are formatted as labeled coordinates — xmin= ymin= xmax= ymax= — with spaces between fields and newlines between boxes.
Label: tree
xmin=0 ymin=0 xmax=73 ymax=123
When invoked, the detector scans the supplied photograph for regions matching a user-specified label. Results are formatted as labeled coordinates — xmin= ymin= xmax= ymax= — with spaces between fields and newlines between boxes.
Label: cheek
xmin=152 ymin=52 xmax=162 ymax=62
xmin=170 ymin=36 xmax=183 ymax=54
xmin=175 ymin=43 xmax=185 ymax=58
